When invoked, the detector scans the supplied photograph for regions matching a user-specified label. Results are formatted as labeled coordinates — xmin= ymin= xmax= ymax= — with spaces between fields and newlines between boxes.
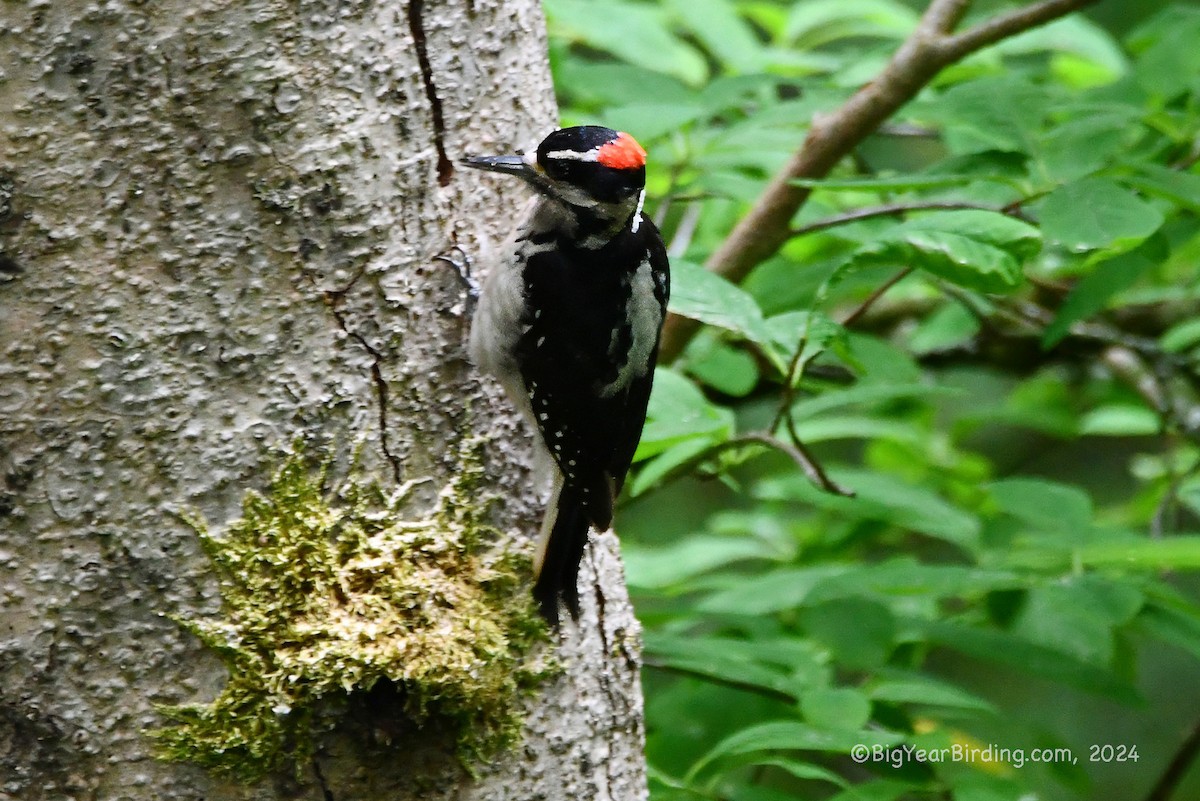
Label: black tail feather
xmin=533 ymin=480 xmax=607 ymax=627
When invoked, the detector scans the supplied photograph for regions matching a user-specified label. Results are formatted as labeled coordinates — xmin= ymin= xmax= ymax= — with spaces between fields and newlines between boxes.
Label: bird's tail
xmin=533 ymin=474 xmax=613 ymax=626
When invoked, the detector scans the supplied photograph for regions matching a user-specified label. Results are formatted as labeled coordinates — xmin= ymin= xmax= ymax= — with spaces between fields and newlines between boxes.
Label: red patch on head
xmin=596 ymin=132 xmax=647 ymax=170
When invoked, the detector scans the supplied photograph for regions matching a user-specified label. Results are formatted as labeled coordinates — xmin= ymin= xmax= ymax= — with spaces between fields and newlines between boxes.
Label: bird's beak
xmin=460 ymin=154 xmax=539 ymax=180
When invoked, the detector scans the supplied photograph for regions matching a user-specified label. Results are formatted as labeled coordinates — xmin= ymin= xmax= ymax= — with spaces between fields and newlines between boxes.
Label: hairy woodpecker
xmin=463 ymin=126 xmax=670 ymax=625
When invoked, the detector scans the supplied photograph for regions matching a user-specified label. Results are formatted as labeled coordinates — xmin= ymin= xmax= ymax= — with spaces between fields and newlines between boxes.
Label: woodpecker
xmin=462 ymin=126 xmax=669 ymax=626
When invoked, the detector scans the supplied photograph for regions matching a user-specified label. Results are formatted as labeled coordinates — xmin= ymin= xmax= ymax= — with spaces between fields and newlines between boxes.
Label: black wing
xmin=608 ymin=222 xmax=669 ymax=496
xmin=516 ymin=222 xmax=668 ymax=526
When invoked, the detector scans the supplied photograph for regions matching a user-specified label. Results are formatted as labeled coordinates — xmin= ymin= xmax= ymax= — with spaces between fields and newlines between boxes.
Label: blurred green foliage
xmin=546 ymin=0 xmax=1200 ymax=799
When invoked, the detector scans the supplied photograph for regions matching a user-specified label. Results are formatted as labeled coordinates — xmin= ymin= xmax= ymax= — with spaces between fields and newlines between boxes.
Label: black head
xmin=462 ymin=126 xmax=647 ymax=211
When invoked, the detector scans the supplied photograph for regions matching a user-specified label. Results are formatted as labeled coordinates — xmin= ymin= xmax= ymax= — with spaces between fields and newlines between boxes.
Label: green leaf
xmin=827 ymin=779 xmax=924 ymax=801
xmin=649 ymin=634 xmax=832 ymax=670
xmin=700 ymin=565 xmax=855 ymax=615
xmin=1120 ymin=164 xmax=1200 ymax=213
xmin=989 ymin=478 xmax=1093 ymax=535
xmin=947 ymin=774 xmax=1029 ymax=801
xmin=1080 ymin=536 xmax=1200 ymax=570
xmin=602 ymin=103 xmax=707 ymax=141
xmin=1138 ymin=601 xmax=1200 ymax=660
xmin=920 ymin=620 xmax=1139 ymax=701
xmin=791 ymin=415 xmax=924 ymax=446
xmin=793 ymin=174 xmax=997 ymax=192
xmin=669 ymin=260 xmax=775 ymax=358
xmin=931 ymin=76 xmax=1047 ymax=155
xmin=783 ymin=0 xmax=918 ymax=47
xmin=643 ymin=648 xmax=802 ymax=701
xmin=1012 ymin=581 xmax=1140 ymax=665
xmin=763 ymin=311 xmax=845 ymax=380
xmin=808 ymin=560 xmax=1025 ymax=603
xmin=1042 ymin=247 xmax=1154 ymax=346
xmin=553 ymin=62 xmax=692 ymax=109
xmin=1161 ymin=318 xmax=1200 ymax=353
xmin=789 ymin=382 xmax=962 ymax=421
xmin=1128 ymin=7 xmax=1200 ymax=100
xmin=1038 ymin=177 xmax=1165 ymax=252
xmin=993 ymin=16 xmax=1128 ymax=83
xmin=907 ymin=302 xmax=981 ymax=355
xmin=1036 ymin=112 xmax=1137 ymax=183
xmin=624 ymin=535 xmax=782 ymax=589
xmin=841 ymin=334 xmax=924 ymax=384
xmin=685 ymin=339 xmax=759 ymax=397
xmin=1077 ymin=404 xmax=1160 ymax=437
xmin=869 ymin=676 xmax=997 ymax=713
xmin=739 ymin=757 xmax=848 ymax=788
xmin=667 ymin=0 xmax=764 ymax=74
xmin=801 ymin=597 xmax=896 ymax=669
xmin=758 ymin=469 xmax=982 ymax=550
xmin=630 ymin=438 xmax=716 ymax=497
xmin=638 ymin=369 xmax=735 ymax=458
xmin=840 ymin=211 xmax=1040 ymax=293
xmin=645 ymin=635 xmax=831 ymax=701
xmin=801 ymin=687 xmax=872 ymax=730
xmin=686 ymin=720 xmax=902 ymax=782
xmin=545 ymin=0 xmax=708 ymax=85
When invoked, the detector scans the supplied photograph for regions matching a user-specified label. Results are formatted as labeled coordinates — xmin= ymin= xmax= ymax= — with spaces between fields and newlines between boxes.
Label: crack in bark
xmin=591 ymin=541 xmax=611 ymax=657
xmin=322 ymin=286 xmax=404 ymax=485
xmin=408 ymin=0 xmax=454 ymax=187
xmin=311 ymin=756 xmax=335 ymax=801
xmin=589 ymin=543 xmax=625 ymax=798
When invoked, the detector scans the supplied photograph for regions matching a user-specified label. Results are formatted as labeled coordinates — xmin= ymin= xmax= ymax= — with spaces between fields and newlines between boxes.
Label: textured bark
xmin=0 ymin=1 xmax=647 ymax=799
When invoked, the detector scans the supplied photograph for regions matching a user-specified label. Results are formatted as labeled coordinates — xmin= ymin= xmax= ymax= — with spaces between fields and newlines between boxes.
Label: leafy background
xmin=544 ymin=0 xmax=1200 ymax=799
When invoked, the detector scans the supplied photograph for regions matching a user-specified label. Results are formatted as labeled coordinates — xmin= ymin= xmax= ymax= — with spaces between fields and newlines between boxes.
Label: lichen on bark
xmin=151 ymin=438 xmax=552 ymax=782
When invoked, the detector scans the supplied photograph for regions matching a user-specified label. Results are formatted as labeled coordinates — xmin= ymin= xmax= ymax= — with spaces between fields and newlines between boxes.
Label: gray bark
xmin=0 ymin=1 xmax=647 ymax=799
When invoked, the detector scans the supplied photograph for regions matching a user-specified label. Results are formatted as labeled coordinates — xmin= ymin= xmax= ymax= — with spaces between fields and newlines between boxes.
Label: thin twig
xmin=763 ymin=266 xmax=913 ymax=495
xmin=636 ymin=430 xmax=850 ymax=498
xmin=668 ymin=202 xmax=703 ymax=259
xmin=765 ymin=339 xmax=852 ymax=497
xmin=1173 ymin=139 xmax=1200 ymax=171
xmin=743 ymin=429 xmax=855 ymax=497
xmin=789 ymin=202 xmax=1000 ymax=238
xmin=943 ymin=294 xmax=1200 ymax=445
xmin=841 ymin=267 xmax=915 ymax=328
xmin=940 ymin=0 xmax=1099 ymax=58
xmin=1150 ymin=472 xmax=1183 ymax=540
xmin=770 ymin=335 xmax=810 ymax=435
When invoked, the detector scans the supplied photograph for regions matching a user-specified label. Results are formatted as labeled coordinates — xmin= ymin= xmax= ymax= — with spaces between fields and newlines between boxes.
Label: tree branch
xmin=923 ymin=0 xmax=973 ymax=36
xmin=940 ymin=0 xmax=1099 ymax=59
xmin=740 ymin=430 xmax=855 ymax=497
xmin=1144 ymin=717 xmax=1200 ymax=801
xmin=658 ymin=0 xmax=1102 ymax=362
xmin=841 ymin=267 xmax=915 ymax=328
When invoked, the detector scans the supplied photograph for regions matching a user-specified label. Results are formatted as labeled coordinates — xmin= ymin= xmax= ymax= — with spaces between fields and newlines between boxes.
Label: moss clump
xmin=153 ymin=442 xmax=550 ymax=782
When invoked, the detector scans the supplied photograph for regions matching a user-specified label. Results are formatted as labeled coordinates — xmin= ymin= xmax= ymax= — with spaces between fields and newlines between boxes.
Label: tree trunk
xmin=0 ymin=1 xmax=647 ymax=799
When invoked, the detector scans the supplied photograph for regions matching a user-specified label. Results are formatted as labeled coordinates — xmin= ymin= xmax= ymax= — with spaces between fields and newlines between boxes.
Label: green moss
xmin=153 ymin=440 xmax=551 ymax=782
